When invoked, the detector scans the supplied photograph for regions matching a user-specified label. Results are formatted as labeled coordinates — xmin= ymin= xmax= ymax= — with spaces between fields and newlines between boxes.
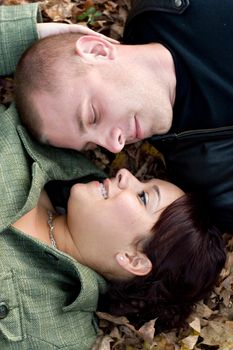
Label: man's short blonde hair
xmin=14 ymin=33 xmax=87 ymax=142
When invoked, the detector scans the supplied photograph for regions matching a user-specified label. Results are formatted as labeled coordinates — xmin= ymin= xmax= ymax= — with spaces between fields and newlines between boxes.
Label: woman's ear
xmin=75 ymin=35 xmax=116 ymax=62
xmin=116 ymin=251 xmax=152 ymax=276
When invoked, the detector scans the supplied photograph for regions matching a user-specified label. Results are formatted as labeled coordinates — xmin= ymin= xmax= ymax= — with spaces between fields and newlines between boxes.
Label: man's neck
xmin=148 ymin=43 xmax=176 ymax=108
xmin=116 ymin=42 xmax=176 ymax=134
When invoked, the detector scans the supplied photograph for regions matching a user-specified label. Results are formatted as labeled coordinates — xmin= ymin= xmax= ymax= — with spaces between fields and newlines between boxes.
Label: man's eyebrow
xmin=75 ymin=105 xmax=87 ymax=134
xmin=78 ymin=116 xmax=86 ymax=134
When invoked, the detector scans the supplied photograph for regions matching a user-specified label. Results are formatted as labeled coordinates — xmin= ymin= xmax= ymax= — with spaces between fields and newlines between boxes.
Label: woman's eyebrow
xmin=153 ymin=185 xmax=161 ymax=212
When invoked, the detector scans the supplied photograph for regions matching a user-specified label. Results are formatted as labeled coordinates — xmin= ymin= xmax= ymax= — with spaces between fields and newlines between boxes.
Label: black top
xmin=124 ymin=0 xmax=233 ymax=132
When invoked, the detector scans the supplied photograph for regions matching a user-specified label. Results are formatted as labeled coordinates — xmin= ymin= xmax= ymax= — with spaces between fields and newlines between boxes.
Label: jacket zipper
xmin=151 ymin=125 xmax=233 ymax=142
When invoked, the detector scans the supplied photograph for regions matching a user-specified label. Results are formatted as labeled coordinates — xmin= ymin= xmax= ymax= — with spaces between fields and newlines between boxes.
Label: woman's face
xmin=67 ymin=168 xmax=184 ymax=276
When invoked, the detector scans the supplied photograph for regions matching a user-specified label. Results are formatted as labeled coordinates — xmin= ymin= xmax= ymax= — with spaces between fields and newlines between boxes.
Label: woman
xmin=10 ymin=168 xmax=225 ymax=349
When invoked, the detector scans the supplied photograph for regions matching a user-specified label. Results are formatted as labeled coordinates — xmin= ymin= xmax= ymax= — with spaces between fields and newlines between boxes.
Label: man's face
xmin=34 ymin=43 xmax=173 ymax=153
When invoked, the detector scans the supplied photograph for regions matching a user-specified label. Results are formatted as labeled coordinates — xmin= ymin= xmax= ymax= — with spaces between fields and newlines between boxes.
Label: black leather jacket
xmin=151 ymin=127 xmax=233 ymax=233
xmin=125 ymin=0 xmax=233 ymax=232
xmin=129 ymin=0 xmax=189 ymax=18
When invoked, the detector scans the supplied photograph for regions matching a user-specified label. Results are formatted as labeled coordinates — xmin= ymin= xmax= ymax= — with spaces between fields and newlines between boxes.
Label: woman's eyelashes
xmin=138 ymin=191 xmax=149 ymax=206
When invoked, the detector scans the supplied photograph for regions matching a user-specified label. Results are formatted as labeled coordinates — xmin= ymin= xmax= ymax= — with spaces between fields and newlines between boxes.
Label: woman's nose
xmin=116 ymin=168 xmax=137 ymax=189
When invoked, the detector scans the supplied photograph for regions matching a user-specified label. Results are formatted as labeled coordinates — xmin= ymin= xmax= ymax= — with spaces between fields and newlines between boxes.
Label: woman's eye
xmin=138 ymin=191 xmax=148 ymax=206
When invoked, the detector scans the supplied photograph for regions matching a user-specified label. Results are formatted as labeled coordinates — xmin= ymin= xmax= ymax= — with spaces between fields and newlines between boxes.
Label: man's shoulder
xmin=128 ymin=0 xmax=189 ymax=23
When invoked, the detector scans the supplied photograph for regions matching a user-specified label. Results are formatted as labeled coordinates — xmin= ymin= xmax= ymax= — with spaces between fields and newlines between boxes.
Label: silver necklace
xmin=47 ymin=210 xmax=57 ymax=249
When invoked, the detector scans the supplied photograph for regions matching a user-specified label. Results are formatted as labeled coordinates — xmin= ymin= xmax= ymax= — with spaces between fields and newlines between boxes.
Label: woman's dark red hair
xmin=99 ymin=194 xmax=226 ymax=332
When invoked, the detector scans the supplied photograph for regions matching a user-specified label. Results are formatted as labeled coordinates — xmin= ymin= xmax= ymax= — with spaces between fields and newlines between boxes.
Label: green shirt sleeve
xmin=0 ymin=4 xmax=42 ymax=76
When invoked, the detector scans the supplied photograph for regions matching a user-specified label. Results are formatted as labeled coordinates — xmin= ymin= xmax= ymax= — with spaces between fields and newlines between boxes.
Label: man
xmin=14 ymin=1 xmax=233 ymax=151
xmin=3 ymin=1 xmax=233 ymax=231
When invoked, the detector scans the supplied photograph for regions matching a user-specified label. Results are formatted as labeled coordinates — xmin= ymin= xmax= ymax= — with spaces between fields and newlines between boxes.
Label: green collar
xmin=0 ymin=104 xmax=104 ymax=232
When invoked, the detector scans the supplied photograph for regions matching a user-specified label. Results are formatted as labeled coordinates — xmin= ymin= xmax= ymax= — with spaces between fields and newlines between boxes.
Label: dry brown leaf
xmin=91 ymin=335 xmax=113 ymax=350
xmin=41 ymin=0 xmax=74 ymax=22
xmin=200 ymin=320 xmax=233 ymax=348
xmin=192 ymin=301 xmax=215 ymax=320
xmin=153 ymin=333 xmax=177 ymax=350
xmin=138 ymin=319 xmax=156 ymax=345
xmin=0 ymin=76 xmax=14 ymax=105
xmin=83 ymin=0 xmax=94 ymax=10
xmin=96 ymin=312 xmax=130 ymax=326
xmin=1 ymin=0 xmax=27 ymax=4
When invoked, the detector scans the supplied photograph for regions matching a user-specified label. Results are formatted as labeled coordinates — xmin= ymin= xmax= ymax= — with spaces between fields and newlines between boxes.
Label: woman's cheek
xmin=115 ymin=197 xmax=142 ymax=225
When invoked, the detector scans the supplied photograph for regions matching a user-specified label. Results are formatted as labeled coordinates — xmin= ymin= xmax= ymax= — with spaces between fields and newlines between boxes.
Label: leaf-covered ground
xmin=1 ymin=1 xmax=233 ymax=349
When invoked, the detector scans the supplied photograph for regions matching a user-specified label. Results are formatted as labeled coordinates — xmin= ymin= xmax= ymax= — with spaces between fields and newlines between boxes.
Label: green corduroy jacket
xmin=0 ymin=4 xmax=106 ymax=349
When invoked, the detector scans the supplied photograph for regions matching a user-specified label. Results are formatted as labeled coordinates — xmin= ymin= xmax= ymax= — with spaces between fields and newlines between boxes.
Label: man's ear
xmin=115 ymin=251 xmax=152 ymax=276
xmin=75 ymin=35 xmax=116 ymax=62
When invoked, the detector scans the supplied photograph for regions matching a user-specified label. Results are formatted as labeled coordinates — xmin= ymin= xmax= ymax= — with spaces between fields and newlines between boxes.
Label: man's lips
xmin=135 ymin=116 xmax=143 ymax=139
xmin=126 ymin=116 xmax=143 ymax=144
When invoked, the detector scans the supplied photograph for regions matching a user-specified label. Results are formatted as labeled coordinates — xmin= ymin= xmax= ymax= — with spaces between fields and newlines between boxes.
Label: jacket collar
xmin=127 ymin=0 xmax=190 ymax=26
xmin=0 ymin=104 xmax=104 ymax=232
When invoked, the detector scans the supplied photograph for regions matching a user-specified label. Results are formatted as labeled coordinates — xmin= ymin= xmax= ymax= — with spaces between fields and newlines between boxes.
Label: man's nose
xmin=102 ymin=127 xmax=125 ymax=153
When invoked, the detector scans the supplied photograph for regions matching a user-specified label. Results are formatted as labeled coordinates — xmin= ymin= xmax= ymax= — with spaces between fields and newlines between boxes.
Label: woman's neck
xmin=12 ymin=190 xmax=82 ymax=262
xmin=12 ymin=190 xmax=54 ymax=245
